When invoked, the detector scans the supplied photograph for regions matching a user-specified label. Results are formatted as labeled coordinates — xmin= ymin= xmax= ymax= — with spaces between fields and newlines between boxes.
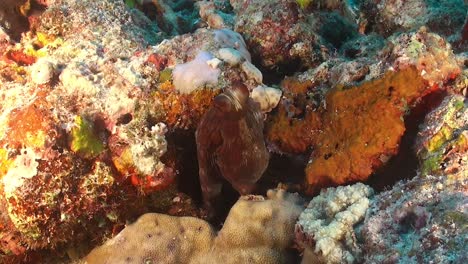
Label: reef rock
xmin=230 ymin=0 xmax=327 ymax=70
xmin=360 ymin=0 xmax=467 ymax=39
xmin=415 ymin=94 xmax=467 ymax=177
xmin=356 ymin=93 xmax=467 ymax=263
xmin=266 ymin=29 xmax=461 ymax=193
xmin=359 ymin=171 xmax=467 ymax=263
xmin=0 ymin=0 xmax=175 ymax=258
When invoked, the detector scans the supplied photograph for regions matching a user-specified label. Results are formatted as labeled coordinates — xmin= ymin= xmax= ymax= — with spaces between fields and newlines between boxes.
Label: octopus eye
xmin=213 ymin=94 xmax=233 ymax=112
xmin=231 ymin=82 xmax=249 ymax=102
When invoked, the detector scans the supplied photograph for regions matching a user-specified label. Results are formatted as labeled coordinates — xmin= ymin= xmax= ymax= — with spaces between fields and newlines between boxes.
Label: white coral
xmin=172 ymin=51 xmax=221 ymax=94
xmin=241 ymin=60 xmax=263 ymax=84
xmin=250 ymin=85 xmax=282 ymax=113
xmin=30 ymin=59 xmax=55 ymax=85
xmin=129 ymin=123 xmax=168 ymax=176
xmin=296 ymin=183 xmax=373 ymax=264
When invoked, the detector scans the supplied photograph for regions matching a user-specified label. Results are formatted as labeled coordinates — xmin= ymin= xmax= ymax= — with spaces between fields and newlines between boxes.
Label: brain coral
xmin=84 ymin=189 xmax=304 ymax=264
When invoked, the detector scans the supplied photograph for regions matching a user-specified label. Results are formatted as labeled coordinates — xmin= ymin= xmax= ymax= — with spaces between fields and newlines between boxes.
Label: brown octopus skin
xmin=196 ymin=82 xmax=269 ymax=213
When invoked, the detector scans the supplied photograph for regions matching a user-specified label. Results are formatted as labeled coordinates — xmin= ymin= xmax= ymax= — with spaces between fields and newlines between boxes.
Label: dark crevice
xmin=253 ymin=56 xmax=308 ymax=86
xmin=257 ymin=153 xmax=308 ymax=194
xmin=367 ymin=90 xmax=447 ymax=192
xmin=165 ymin=130 xmax=202 ymax=204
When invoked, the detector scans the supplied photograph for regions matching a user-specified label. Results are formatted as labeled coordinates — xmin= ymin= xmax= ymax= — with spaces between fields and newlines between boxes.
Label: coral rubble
xmin=359 ymin=173 xmax=467 ymax=263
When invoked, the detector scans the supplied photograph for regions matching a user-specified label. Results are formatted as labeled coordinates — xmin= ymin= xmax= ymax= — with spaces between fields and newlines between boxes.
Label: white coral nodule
xmin=296 ymin=183 xmax=374 ymax=264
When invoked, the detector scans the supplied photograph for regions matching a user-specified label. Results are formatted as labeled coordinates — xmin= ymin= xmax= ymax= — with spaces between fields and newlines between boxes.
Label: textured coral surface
xmin=84 ymin=189 xmax=303 ymax=264
xmin=268 ymin=67 xmax=436 ymax=193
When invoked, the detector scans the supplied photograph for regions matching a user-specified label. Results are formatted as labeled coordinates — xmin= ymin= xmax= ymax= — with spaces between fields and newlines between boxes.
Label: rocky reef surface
xmin=0 ymin=0 xmax=466 ymax=263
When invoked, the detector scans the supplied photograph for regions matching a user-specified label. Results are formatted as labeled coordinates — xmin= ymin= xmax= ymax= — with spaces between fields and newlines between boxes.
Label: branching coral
xmin=296 ymin=183 xmax=374 ymax=264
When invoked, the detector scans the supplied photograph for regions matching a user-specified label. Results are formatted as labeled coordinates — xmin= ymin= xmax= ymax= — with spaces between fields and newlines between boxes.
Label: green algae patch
xmin=419 ymin=96 xmax=466 ymax=176
xmin=296 ymin=0 xmax=312 ymax=9
xmin=70 ymin=116 xmax=105 ymax=159
xmin=158 ymin=68 xmax=173 ymax=83
xmin=427 ymin=125 xmax=453 ymax=153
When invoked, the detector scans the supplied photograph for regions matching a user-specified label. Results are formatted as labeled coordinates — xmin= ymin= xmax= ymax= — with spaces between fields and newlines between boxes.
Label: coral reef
xmin=0 ymin=0 xmax=466 ymax=262
xmin=266 ymin=28 xmax=461 ymax=193
xmin=415 ymin=94 xmax=467 ymax=176
xmin=129 ymin=0 xmax=199 ymax=36
xmin=293 ymin=91 xmax=466 ymax=264
xmin=196 ymin=0 xmax=235 ymax=30
xmin=357 ymin=83 xmax=467 ymax=264
xmin=84 ymin=189 xmax=304 ymax=264
xmin=230 ymin=0 xmax=326 ymax=69
xmin=268 ymin=67 xmax=430 ymax=192
xmin=148 ymin=27 xmax=275 ymax=129
xmin=0 ymin=0 xmax=283 ymax=253
xmin=361 ymin=0 xmax=467 ymax=39
xmin=359 ymin=171 xmax=467 ymax=263
xmin=296 ymin=183 xmax=374 ymax=264
xmin=0 ymin=0 xmax=176 ymax=258
xmin=196 ymin=83 xmax=269 ymax=213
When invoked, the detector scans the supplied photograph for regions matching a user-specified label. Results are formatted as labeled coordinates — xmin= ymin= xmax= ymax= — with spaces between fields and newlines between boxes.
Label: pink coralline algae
xmin=196 ymin=82 xmax=269 ymax=213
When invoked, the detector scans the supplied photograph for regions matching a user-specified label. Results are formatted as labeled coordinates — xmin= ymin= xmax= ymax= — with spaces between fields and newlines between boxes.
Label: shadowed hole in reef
xmin=253 ymin=56 xmax=307 ymax=86
xmin=256 ymin=153 xmax=308 ymax=194
xmin=167 ymin=129 xmax=308 ymax=224
xmin=166 ymin=129 xmax=238 ymax=224
xmin=366 ymin=90 xmax=447 ymax=192
xmin=165 ymin=130 xmax=202 ymax=203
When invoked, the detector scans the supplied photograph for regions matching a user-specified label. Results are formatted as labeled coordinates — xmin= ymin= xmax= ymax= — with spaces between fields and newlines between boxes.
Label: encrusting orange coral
xmin=153 ymin=80 xmax=219 ymax=129
xmin=267 ymin=67 xmax=442 ymax=194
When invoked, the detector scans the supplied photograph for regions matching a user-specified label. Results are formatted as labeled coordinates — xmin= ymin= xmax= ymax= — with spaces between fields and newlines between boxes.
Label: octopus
xmin=196 ymin=82 xmax=269 ymax=213
xmin=0 ymin=0 xmax=30 ymax=42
